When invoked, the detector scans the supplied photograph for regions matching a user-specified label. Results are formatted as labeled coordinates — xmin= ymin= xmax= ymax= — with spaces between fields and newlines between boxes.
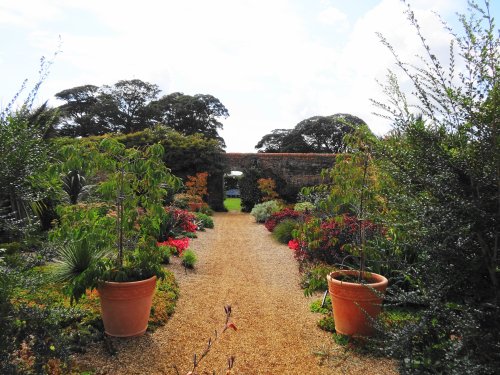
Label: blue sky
xmin=0 ymin=0 xmax=497 ymax=151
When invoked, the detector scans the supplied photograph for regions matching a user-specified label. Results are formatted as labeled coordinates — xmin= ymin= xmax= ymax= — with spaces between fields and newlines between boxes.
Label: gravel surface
xmin=75 ymin=212 xmax=398 ymax=374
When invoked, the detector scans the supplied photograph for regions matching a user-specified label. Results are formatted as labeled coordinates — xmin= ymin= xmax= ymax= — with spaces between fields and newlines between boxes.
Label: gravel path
xmin=76 ymin=212 xmax=397 ymax=374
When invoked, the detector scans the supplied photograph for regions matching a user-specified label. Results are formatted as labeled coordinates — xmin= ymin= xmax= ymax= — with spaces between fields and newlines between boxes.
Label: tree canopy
xmin=55 ymin=80 xmax=229 ymax=146
xmin=255 ymin=113 xmax=367 ymax=153
xmin=149 ymin=92 xmax=229 ymax=146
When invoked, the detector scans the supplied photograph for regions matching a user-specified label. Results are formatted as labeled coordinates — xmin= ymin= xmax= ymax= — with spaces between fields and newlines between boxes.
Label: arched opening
xmin=223 ymin=171 xmax=243 ymax=211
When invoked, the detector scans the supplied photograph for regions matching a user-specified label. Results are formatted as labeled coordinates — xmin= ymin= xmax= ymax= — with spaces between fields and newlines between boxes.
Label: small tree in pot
xmin=323 ymin=126 xmax=389 ymax=337
xmin=52 ymin=138 xmax=181 ymax=336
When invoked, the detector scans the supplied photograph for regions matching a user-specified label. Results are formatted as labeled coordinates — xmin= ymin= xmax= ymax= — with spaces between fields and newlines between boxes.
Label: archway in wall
xmin=223 ymin=170 xmax=243 ymax=211
xmin=208 ymin=153 xmax=337 ymax=211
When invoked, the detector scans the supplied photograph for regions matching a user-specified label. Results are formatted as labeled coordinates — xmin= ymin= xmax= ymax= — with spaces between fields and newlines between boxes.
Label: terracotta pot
xmin=327 ymin=270 xmax=388 ymax=337
xmin=97 ymin=276 xmax=157 ymax=337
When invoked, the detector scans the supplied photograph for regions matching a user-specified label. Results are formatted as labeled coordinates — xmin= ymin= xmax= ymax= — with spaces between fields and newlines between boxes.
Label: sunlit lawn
xmin=224 ymin=198 xmax=241 ymax=211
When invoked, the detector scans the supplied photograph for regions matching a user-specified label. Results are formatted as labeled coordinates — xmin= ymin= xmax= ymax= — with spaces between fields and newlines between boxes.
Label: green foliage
xmin=317 ymin=316 xmax=336 ymax=333
xmin=181 ymin=249 xmax=197 ymax=269
xmin=272 ymin=219 xmax=298 ymax=244
xmin=0 ymin=58 xmax=60 ymax=242
xmin=224 ymin=174 xmax=240 ymax=190
xmin=56 ymin=82 xmax=229 ymax=146
xmin=332 ymin=333 xmax=350 ymax=346
xmin=52 ymin=240 xmax=109 ymax=303
xmin=255 ymin=113 xmax=368 ymax=153
xmin=250 ymin=200 xmax=282 ymax=223
xmin=0 ymin=242 xmax=26 ymax=255
xmin=150 ymin=92 xmax=229 ymax=147
xmin=62 ymin=170 xmax=87 ymax=204
xmin=51 ymin=139 xmax=182 ymax=302
xmin=294 ymin=202 xmax=315 ymax=212
xmin=1 ymin=262 xmax=179 ymax=372
xmin=300 ymin=265 xmax=336 ymax=297
xmin=310 ymin=296 xmax=332 ymax=314
xmin=239 ymin=166 xmax=263 ymax=212
xmin=158 ymin=245 xmax=173 ymax=264
xmin=195 ymin=212 xmax=214 ymax=229
xmin=150 ymin=271 xmax=179 ymax=328
xmin=369 ymin=1 xmax=500 ymax=372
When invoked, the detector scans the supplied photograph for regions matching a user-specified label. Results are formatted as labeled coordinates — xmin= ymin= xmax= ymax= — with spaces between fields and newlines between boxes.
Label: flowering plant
xmin=157 ymin=237 xmax=190 ymax=256
xmin=160 ymin=207 xmax=197 ymax=240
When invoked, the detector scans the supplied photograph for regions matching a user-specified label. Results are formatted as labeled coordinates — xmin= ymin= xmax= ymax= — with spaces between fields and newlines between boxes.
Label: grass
xmin=224 ymin=198 xmax=241 ymax=211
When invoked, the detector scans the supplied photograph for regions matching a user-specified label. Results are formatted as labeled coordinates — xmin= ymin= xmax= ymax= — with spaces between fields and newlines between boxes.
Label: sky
xmin=0 ymin=0 xmax=497 ymax=152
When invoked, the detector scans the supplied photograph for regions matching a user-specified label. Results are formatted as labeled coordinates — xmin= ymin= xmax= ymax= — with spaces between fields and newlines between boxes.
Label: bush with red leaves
xmin=264 ymin=208 xmax=304 ymax=232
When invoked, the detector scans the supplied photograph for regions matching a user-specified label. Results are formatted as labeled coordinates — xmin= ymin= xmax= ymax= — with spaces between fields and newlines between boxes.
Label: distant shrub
xmin=172 ymin=193 xmax=195 ymax=209
xmin=195 ymin=212 xmax=214 ymax=230
xmin=250 ymin=200 xmax=281 ymax=223
xmin=272 ymin=219 xmax=298 ymax=244
xmin=181 ymin=250 xmax=197 ymax=269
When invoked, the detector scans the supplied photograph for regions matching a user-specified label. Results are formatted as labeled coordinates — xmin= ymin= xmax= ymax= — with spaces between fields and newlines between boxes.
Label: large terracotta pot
xmin=97 ymin=276 xmax=157 ymax=337
xmin=327 ymin=270 xmax=388 ymax=337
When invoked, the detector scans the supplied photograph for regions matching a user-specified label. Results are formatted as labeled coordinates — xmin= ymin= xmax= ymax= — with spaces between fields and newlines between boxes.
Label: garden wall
xmin=210 ymin=153 xmax=336 ymax=208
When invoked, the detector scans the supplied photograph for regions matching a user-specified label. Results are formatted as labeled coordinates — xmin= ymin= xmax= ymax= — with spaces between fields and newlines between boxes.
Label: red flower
xmin=288 ymin=239 xmax=300 ymax=251
xmin=158 ymin=237 xmax=190 ymax=255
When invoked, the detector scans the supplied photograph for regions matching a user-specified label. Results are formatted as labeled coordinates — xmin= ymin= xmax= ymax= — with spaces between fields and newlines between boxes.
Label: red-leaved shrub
xmin=264 ymin=208 xmax=303 ymax=232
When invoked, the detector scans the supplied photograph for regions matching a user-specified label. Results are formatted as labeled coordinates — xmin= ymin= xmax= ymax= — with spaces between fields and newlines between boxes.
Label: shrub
xmin=250 ymin=200 xmax=281 ymax=223
xmin=272 ymin=219 xmax=298 ymax=244
xmin=158 ymin=245 xmax=174 ymax=264
xmin=292 ymin=214 xmax=382 ymax=265
xmin=185 ymin=172 xmax=208 ymax=201
xmin=257 ymin=178 xmax=280 ymax=202
xmin=149 ymin=271 xmax=179 ymax=328
xmin=172 ymin=193 xmax=195 ymax=209
xmin=264 ymin=208 xmax=303 ymax=232
xmin=160 ymin=207 xmax=197 ymax=240
xmin=299 ymin=264 xmax=336 ymax=296
xmin=157 ymin=237 xmax=190 ymax=256
xmin=181 ymin=250 xmax=197 ymax=269
xmin=0 ymin=242 xmax=28 ymax=255
xmin=369 ymin=2 xmax=500 ymax=372
xmin=294 ymin=202 xmax=315 ymax=212
xmin=195 ymin=212 xmax=214 ymax=230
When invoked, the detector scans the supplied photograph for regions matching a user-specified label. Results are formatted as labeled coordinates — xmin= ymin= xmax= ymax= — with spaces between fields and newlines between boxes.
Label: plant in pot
xmin=52 ymin=138 xmax=181 ymax=337
xmin=322 ymin=127 xmax=389 ymax=337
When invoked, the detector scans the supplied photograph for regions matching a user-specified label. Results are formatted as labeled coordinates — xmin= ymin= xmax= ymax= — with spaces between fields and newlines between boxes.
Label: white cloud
xmin=317 ymin=6 xmax=349 ymax=30
xmin=0 ymin=0 xmax=62 ymax=28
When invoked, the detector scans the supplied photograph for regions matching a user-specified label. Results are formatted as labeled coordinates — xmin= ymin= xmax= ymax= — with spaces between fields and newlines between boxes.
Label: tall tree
xmin=102 ymin=79 xmax=160 ymax=133
xmin=255 ymin=113 xmax=367 ymax=153
xmin=55 ymin=82 xmax=229 ymax=144
xmin=55 ymin=85 xmax=105 ymax=136
xmin=151 ymin=92 xmax=229 ymax=146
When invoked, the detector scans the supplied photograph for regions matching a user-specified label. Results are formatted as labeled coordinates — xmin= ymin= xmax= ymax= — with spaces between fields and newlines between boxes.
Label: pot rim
xmin=327 ymin=270 xmax=387 ymax=288
xmin=99 ymin=275 xmax=157 ymax=287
